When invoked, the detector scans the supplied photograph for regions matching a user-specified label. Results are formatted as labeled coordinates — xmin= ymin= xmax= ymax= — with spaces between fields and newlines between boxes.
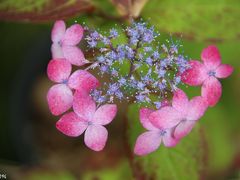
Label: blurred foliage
xmin=1 ymin=0 xmax=240 ymax=43
xmin=0 ymin=0 xmax=48 ymax=12
xmin=111 ymin=0 xmax=149 ymax=17
xmin=83 ymin=161 xmax=133 ymax=180
xmin=0 ymin=0 xmax=92 ymax=22
xmin=0 ymin=0 xmax=147 ymax=21
xmin=0 ymin=0 xmax=240 ymax=179
xmin=91 ymin=0 xmax=119 ymax=16
xmin=26 ymin=171 xmax=75 ymax=180
xmin=202 ymin=105 xmax=235 ymax=172
xmin=142 ymin=0 xmax=240 ymax=42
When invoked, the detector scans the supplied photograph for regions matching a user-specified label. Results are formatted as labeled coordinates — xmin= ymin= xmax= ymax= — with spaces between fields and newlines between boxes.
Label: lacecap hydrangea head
xmin=85 ymin=21 xmax=189 ymax=109
xmin=46 ymin=20 xmax=233 ymax=154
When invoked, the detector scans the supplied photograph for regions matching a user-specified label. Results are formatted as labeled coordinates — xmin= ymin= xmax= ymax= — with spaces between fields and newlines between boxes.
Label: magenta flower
xmin=47 ymin=59 xmax=99 ymax=116
xmin=150 ymin=89 xmax=208 ymax=140
xmin=134 ymin=108 xmax=179 ymax=156
xmin=181 ymin=45 xmax=233 ymax=107
xmin=51 ymin=20 xmax=88 ymax=66
xmin=56 ymin=90 xmax=117 ymax=151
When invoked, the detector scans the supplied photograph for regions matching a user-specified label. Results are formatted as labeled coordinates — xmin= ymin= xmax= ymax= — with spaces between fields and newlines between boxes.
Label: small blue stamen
xmin=208 ymin=70 xmax=216 ymax=77
xmin=58 ymin=41 xmax=62 ymax=47
xmin=62 ymin=79 xmax=68 ymax=84
xmin=160 ymin=130 xmax=167 ymax=136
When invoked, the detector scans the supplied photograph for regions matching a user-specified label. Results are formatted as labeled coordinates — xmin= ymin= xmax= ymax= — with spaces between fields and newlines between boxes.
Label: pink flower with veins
xmin=134 ymin=108 xmax=179 ymax=156
xmin=181 ymin=45 xmax=233 ymax=107
xmin=56 ymin=90 xmax=117 ymax=151
xmin=47 ymin=59 xmax=99 ymax=116
xmin=51 ymin=20 xmax=88 ymax=66
xmin=150 ymin=89 xmax=208 ymax=140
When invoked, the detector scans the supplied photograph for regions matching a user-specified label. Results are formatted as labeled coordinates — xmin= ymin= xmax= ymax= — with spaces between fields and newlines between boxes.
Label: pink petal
xmin=47 ymin=84 xmax=73 ymax=116
xmin=134 ymin=131 xmax=161 ymax=156
xmin=149 ymin=107 xmax=182 ymax=129
xmin=84 ymin=125 xmax=108 ymax=151
xmin=56 ymin=112 xmax=87 ymax=137
xmin=201 ymin=77 xmax=222 ymax=107
xmin=162 ymin=129 xmax=179 ymax=147
xmin=73 ymin=90 xmax=96 ymax=120
xmin=62 ymin=24 xmax=83 ymax=46
xmin=201 ymin=45 xmax=221 ymax=69
xmin=51 ymin=44 xmax=64 ymax=59
xmin=172 ymin=89 xmax=189 ymax=114
xmin=47 ymin=59 xmax=71 ymax=83
xmin=187 ymin=96 xmax=208 ymax=121
xmin=139 ymin=108 xmax=158 ymax=131
xmin=68 ymin=70 xmax=100 ymax=92
xmin=51 ymin=20 xmax=66 ymax=43
xmin=174 ymin=120 xmax=196 ymax=140
xmin=215 ymin=64 xmax=234 ymax=78
xmin=62 ymin=46 xmax=87 ymax=66
xmin=181 ymin=60 xmax=207 ymax=86
xmin=93 ymin=104 xmax=117 ymax=125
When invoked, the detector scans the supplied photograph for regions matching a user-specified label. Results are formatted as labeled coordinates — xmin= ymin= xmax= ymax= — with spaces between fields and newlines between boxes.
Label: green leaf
xmin=82 ymin=161 xmax=133 ymax=180
xmin=91 ymin=0 xmax=118 ymax=16
xmin=142 ymin=0 xmax=240 ymax=42
xmin=201 ymin=105 xmax=235 ymax=172
xmin=26 ymin=171 xmax=75 ymax=180
xmin=127 ymin=104 xmax=206 ymax=180
xmin=0 ymin=0 xmax=48 ymax=12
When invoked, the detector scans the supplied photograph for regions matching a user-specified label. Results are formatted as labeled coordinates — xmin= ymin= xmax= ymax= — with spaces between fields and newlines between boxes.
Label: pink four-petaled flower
xmin=150 ymin=89 xmax=208 ymax=140
xmin=51 ymin=20 xmax=88 ymax=66
xmin=47 ymin=59 xmax=99 ymax=115
xmin=134 ymin=89 xmax=208 ymax=156
xmin=181 ymin=45 xmax=233 ymax=106
xmin=134 ymin=108 xmax=179 ymax=156
xmin=56 ymin=90 xmax=117 ymax=151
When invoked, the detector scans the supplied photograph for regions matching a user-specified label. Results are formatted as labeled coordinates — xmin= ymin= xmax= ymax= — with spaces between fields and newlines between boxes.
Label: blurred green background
xmin=0 ymin=0 xmax=239 ymax=179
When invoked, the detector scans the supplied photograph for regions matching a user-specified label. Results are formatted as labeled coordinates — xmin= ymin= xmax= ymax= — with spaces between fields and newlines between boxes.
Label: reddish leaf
xmin=0 ymin=0 xmax=94 ymax=22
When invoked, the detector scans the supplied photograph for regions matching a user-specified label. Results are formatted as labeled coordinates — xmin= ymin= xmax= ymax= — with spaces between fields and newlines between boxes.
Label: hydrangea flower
xmin=83 ymin=21 xmax=189 ymax=105
xmin=150 ymin=89 xmax=208 ymax=140
xmin=181 ymin=45 xmax=233 ymax=106
xmin=134 ymin=89 xmax=208 ymax=156
xmin=51 ymin=20 xmax=88 ymax=66
xmin=134 ymin=108 xmax=179 ymax=156
xmin=46 ymin=20 xmax=233 ymax=154
xmin=56 ymin=90 xmax=117 ymax=151
xmin=47 ymin=59 xmax=99 ymax=115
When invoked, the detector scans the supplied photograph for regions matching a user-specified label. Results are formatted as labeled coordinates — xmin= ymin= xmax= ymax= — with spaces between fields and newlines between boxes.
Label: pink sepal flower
xmin=47 ymin=59 xmax=99 ymax=116
xmin=134 ymin=108 xmax=179 ymax=156
xmin=150 ymin=89 xmax=208 ymax=140
xmin=56 ymin=90 xmax=117 ymax=151
xmin=51 ymin=20 xmax=88 ymax=66
xmin=181 ymin=45 xmax=233 ymax=107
